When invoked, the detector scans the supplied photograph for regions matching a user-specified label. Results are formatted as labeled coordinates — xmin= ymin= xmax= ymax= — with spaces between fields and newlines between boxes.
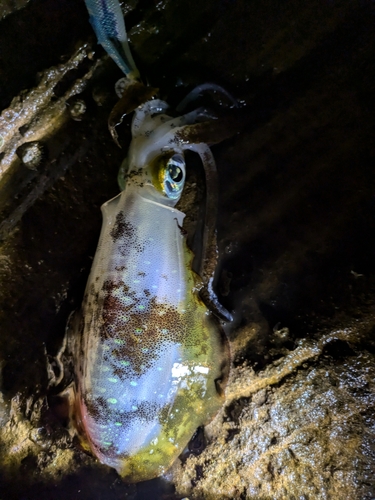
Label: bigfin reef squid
xmin=60 ymin=0 xmax=236 ymax=483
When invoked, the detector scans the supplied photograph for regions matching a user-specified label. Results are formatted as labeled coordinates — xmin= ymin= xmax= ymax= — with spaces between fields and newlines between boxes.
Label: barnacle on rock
xmin=16 ymin=141 xmax=45 ymax=170
xmin=114 ymin=78 xmax=127 ymax=99
xmin=68 ymin=99 xmax=87 ymax=121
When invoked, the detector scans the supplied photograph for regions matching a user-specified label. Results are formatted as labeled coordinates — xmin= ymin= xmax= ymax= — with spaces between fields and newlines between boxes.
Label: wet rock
xmin=172 ymin=330 xmax=375 ymax=498
xmin=0 ymin=0 xmax=30 ymax=21
xmin=0 ymin=0 xmax=375 ymax=498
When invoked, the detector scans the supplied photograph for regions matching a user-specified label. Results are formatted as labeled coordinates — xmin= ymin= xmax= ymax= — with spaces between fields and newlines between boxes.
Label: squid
xmin=65 ymin=0 xmax=234 ymax=482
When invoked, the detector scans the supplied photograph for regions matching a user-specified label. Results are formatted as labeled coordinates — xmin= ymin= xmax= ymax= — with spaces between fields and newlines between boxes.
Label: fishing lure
xmin=66 ymin=0 xmax=232 ymax=482
xmin=84 ymin=0 xmax=139 ymax=79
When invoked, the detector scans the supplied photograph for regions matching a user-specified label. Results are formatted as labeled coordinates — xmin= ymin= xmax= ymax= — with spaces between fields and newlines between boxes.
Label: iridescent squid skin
xmin=72 ymin=99 xmax=229 ymax=482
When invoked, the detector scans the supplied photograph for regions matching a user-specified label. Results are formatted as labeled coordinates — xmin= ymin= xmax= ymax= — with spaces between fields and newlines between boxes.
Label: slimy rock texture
xmin=0 ymin=0 xmax=375 ymax=498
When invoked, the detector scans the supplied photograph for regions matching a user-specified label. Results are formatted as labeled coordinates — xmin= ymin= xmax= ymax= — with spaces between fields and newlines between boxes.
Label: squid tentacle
xmin=176 ymin=83 xmax=239 ymax=112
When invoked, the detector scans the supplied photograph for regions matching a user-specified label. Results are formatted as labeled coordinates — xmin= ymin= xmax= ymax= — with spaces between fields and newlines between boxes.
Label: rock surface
xmin=0 ymin=0 xmax=375 ymax=499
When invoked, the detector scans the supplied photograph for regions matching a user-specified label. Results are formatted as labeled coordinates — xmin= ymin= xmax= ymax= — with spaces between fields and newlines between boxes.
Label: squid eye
xmin=160 ymin=154 xmax=186 ymax=199
xmin=168 ymin=163 xmax=183 ymax=183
